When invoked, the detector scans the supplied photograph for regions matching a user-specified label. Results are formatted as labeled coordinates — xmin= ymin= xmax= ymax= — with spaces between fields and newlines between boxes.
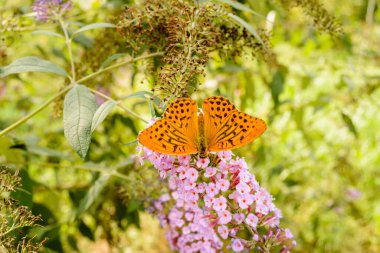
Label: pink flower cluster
xmin=138 ymin=147 xmax=296 ymax=252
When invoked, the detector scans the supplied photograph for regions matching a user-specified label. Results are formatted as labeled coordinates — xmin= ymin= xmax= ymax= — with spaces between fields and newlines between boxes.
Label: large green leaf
xmin=32 ymin=30 xmax=64 ymax=38
xmin=227 ymin=13 xmax=264 ymax=45
xmin=75 ymin=174 xmax=111 ymax=218
xmin=0 ymin=56 xmax=68 ymax=78
xmin=91 ymin=100 xmax=117 ymax=132
xmin=100 ymin=53 xmax=128 ymax=68
xmin=63 ymin=85 xmax=98 ymax=159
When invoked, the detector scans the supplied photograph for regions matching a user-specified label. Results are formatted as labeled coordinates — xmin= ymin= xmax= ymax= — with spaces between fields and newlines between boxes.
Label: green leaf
xmin=43 ymin=226 xmax=64 ymax=252
xmin=150 ymin=95 xmax=163 ymax=107
xmin=73 ymin=33 xmax=93 ymax=48
xmin=341 ymin=112 xmax=359 ymax=138
xmin=270 ymin=70 xmax=286 ymax=108
xmin=78 ymin=220 xmax=95 ymax=241
xmin=32 ymin=203 xmax=56 ymax=225
xmin=148 ymin=99 xmax=155 ymax=117
xmin=11 ymin=170 xmax=33 ymax=208
xmin=0 ymin=56 xmax=68 ymax=78
xmin=215 ymin=0 xmax=263 ymax=17
xmin=0 ymin=137 xmax=25 ymax=163
xmin=75 ymin=174 xmax=111 ymax=218
xmin=122 ymin=140 xmax=138 ymax=146
xmin=26 ymin=145 xmax=72 ymax=160
xmin=120 ymin=91 xmax=162 ymax=112
xmin=91 ymin=100 xmax=117 ymax=132
xmin=74 ymin=22 xmax=116 ymax=34
xmin=63 ymin=85 xmax=98 ymax=159
xmin=120 ymin=91 xmax=155 ymax=100
xmin=32 ymin=30 xmax=64 ymax=38
xmin=67 ymin=235 xmax=79 ymax=251
xmin=227 ymin=13 xmax=264 ymax=46
xmin=100 ymin=53 xmax=128 ymax=68
xmin=127 ymin=199 xmax=141 ymax=213
xmin=115 ymin=116 xmax=138 ymax=135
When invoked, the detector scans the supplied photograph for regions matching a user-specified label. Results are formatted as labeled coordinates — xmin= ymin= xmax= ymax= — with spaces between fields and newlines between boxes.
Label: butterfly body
xmin=196 ymin=112 xmax=208 ymax=157
xmin=138 ymin=96 xmax=267 ymax=156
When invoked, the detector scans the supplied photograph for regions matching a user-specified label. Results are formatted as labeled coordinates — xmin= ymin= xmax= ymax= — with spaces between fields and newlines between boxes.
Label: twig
xmin=0 ymin=83 xmax=75 ymax=137
xmin=88 ymin=88 xmax=148 ymax=123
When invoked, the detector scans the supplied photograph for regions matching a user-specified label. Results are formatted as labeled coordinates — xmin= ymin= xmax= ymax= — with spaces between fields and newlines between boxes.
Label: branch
xmin=0 ymin=52 xmax=163 ymax=136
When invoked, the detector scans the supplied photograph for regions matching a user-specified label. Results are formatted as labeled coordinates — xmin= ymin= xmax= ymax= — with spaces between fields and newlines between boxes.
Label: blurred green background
xmin=1 ymin=0 xmax=379 ymax=252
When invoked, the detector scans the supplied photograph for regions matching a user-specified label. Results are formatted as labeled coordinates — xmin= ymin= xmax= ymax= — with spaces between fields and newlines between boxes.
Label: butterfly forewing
xmin=138 ymin=98 xmax=199 ymax=155
xmin=202 ymin=96 xmax=267 ymax=152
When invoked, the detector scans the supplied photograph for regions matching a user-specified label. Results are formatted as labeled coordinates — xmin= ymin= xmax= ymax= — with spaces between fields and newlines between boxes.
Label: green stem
xmin=0 ymin=83 xmax=75 ymax=137
xmin=88 ymin=88 xmax=148 ymax=123
xmin=112 ymin=171 xmax=132 ymax=181
xmin=58 ymin=18 xmax=76 ymax=81
xmin=245 ymin=223 xmax=255 ymax=236
xmin=77 ymin=52 xmax=164 ymax=83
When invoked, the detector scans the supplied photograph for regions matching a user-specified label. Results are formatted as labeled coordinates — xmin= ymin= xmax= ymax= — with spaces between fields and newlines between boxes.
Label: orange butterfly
xmin=138 ymin=96 xmax=267 ymax=156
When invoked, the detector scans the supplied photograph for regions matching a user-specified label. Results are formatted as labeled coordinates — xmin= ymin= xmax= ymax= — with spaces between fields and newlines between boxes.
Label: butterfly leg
xmin=210 ymin=153 xmax=221 ymax=166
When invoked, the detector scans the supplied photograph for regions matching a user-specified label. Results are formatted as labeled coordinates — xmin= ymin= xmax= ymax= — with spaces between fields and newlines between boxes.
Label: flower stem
xmin=88 ymin=88 xmax=148 ymax=123
xmin=58 ymin=17 xmax=76 ymax=81
xmin=77 ymin=52 xmax=164 ymax=83
xmin=245 ymin=223 xmax=255 ymax=236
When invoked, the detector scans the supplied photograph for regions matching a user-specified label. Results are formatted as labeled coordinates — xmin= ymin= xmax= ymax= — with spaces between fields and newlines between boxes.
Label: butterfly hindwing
xmin=210 ymin=111 xmax=267 ymax=151
xmin=202 ymin=96 xmax=267 ymax=152
xmin=138 ymin=98 xmax=198 ymax=155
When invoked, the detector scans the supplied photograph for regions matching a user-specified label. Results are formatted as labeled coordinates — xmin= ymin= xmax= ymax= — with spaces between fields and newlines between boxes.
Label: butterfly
xmin=138 ymin=96 xmax=267 ymax=156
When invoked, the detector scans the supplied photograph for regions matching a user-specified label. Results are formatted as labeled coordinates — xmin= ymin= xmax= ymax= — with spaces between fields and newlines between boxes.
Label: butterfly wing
xmin=202 ymin=96 xmax=267 ymax=152
xmin=138 ymin=98 xmax=199 ymax=155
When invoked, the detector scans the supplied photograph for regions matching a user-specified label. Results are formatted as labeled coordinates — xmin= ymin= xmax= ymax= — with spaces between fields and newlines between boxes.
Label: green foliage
xmin=0 ymin=0 xmax=379 ymax=252
xmin=278 ymin=0 xmax=343 ymax=36
xmin=116 ymin=0 xmax=273 ymax=100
